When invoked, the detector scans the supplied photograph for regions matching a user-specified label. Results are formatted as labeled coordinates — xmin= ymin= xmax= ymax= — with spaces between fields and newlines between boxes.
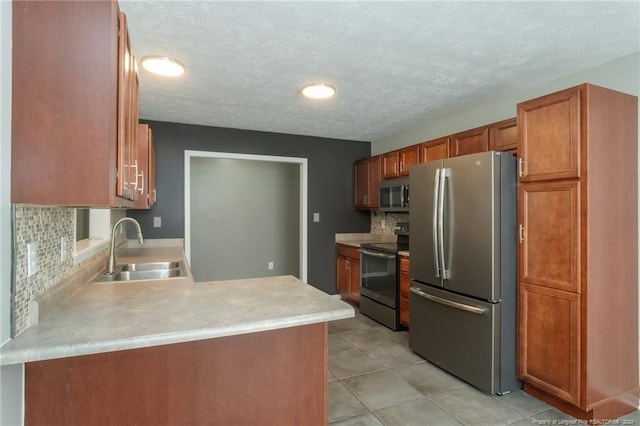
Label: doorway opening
xmin=184 ymin=150 xmax=308 ymax=282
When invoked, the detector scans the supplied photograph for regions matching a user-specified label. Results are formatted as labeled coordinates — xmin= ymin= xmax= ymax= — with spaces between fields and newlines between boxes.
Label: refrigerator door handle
xmin=410 ymin=287 xmax=487 ymax=315
xmin=432 ymin=168 xmax=441 ymax=277
xmin=438 ymin=168 xmax=450 ymax=279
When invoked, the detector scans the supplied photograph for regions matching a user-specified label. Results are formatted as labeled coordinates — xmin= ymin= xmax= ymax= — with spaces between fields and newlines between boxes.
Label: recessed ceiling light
xmin=301 ymin=82 xmax=336 ymax=99
xmin=141 ymin=56 xmax=185 ymax=77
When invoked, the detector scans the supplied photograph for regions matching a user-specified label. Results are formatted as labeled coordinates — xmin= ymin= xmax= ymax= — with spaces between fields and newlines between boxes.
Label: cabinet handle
xmin=519 ymin=224 xmax=524 ymax=244
xmin=345 ymin=260 xmax=349 ymax=270
xmin=400 ymin=160 xmax=403 ymax=172
xmin=394 ymin=163 xmax=397 ymax=174
xmin=152 ymin=189 xmax=157 ymax=203
xmin=136 ymin=170 xmax=145 ymax=194
xmin=518 ymin=158 xmax=524 ymax=178
xmin=129 ymin=160 xmax=139 ymax=191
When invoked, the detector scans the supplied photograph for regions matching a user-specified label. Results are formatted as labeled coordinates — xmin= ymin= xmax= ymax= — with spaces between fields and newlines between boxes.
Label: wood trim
xmin=25 ymin=323 xmax=328 ymax=425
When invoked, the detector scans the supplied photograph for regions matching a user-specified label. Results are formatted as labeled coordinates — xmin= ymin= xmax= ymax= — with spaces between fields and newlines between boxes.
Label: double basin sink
xmin=93 ymin=260 xmax=187 ymax=283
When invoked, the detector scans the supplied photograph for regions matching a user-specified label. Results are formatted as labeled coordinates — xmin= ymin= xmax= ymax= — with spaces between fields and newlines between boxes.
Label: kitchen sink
xmin=121 ymin=261 xmax=182 ymax=272
xmin=93 ymin=260 xmax=187 ymax=283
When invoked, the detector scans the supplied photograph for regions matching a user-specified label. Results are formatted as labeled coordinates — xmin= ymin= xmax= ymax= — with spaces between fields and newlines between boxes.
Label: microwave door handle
xmin=432 ymin=169 xmax=441 ymax=277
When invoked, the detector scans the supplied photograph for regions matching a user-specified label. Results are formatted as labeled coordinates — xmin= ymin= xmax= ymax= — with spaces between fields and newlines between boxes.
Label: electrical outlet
xmin=313 ymin=212 xmax=320 ymax=223
xmin=60 ymin=236 xmax=68 ymax=262
xmin=153 ymin=217 xmax=162 ymax=228
xmin=26 ymin=242 xmax=38 ymax=277
xmin=381 ymin=219 xmax=386 ymax=229
xmin=268 ymin=262 xmax=274 ymax=270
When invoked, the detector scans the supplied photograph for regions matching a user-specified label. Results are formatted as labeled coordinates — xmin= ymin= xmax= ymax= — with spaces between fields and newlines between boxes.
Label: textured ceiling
xmin=119 ymin=1 xmax=639 ymax=142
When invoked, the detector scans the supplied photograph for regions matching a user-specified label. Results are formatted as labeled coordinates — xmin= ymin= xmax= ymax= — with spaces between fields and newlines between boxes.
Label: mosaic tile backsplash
xmin=12 ymin=206 xmax=126 ymax=336
xmin=370 ymin=211 xmax=409 ymax=235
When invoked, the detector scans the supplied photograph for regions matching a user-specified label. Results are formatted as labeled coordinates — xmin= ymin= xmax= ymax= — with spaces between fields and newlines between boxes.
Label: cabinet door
xmin=399 ymin=256 xmax=410 ymax=327
xmin=367 ymin=156 xmax=381 ymax=208
xmin=399 ymin=145 xmax=419 ymax=176
xmin=518 ymin=86 xmax=581 ymax=182
xmin=348 ymin=256 xmax=360 ymax=303
xmin=382 ymin=151 xmax=399 ymax=178
xmin=519 ymin=181 xmax=580 ymax=293
xmin=336 ymin=255 xmax=348 ymax=296
xmin=117 ymin=11 xmax=134 ymax=200
xmin=354 ymin=159 xmax=369 ymax=208
xmin=518 ymin=283 xmax=580 ymax=405
xmin=449 ymin=126 xmax=489 ymax=158
xmin=419 ymin=137 xmax=449 ymax=163
xmin=148 ymin=128 xmax=157 ymax=206
xmin=489 ymin=118 xmax=518 ymax=152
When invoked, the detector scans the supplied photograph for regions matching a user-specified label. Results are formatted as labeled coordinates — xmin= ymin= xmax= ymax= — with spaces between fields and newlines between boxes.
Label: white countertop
xmin=0 ymin=247 xmax=354 ymax=366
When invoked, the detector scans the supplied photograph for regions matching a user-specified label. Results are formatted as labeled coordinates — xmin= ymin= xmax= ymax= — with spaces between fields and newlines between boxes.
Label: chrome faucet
xmin=107 ymin=217 xmax=144 ymax=274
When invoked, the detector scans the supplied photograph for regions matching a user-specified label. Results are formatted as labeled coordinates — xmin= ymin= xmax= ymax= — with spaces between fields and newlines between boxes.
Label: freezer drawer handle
xmin=410 ymin=287 xmax=487 ymax=315
xmin=359 ymin=249 xmax=396 ymax=260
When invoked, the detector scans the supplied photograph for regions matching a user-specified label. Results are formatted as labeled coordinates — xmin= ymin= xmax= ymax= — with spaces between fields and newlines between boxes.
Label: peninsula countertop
xmin=0 ymin=247 xmax=354 ymax=366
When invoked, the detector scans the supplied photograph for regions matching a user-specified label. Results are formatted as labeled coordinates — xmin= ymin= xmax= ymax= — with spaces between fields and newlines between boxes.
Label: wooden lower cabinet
xmin=399 ymin=256 xmax=410 ymax=327
xmin=336 ymin=244 xmax=360 ymax=304
xmin=25 ymin=323 xmax=328 ymax=425
xmin=518 ymin=283 xmax=580 ymax=405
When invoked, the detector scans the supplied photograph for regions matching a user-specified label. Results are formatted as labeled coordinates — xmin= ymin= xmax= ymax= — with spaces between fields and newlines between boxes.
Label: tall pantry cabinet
xmin=517 ymin=84 xmax=638 ymax=420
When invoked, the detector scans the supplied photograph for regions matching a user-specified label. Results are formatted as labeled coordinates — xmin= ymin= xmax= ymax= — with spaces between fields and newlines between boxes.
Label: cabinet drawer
xmin=337 ymin=244 xmax=360 ymax=259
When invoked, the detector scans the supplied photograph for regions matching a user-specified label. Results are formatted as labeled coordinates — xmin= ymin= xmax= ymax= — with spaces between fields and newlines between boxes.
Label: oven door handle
xmin=359 ymin=249 xmax=396 ymax=260
xmin=410 ymin=287 xmax=487 ymax=315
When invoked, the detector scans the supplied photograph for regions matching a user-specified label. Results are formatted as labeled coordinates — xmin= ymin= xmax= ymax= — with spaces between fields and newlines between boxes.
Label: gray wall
xmin=189 ymin=157 xmax=300 ymax=282
xmin=128 ymin=121 xmax=371 ymax=294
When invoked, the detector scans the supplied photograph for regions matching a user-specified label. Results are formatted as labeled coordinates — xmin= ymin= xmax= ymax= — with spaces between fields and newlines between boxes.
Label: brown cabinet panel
xmin=354 ymin=159 xmax=369 ymax=208
xmin=354 ymin=156 xmax=381 ymax=210
xmin=382 ymin=151 xmax=400 ymax=178
xmin=519 ymin=181 xmax=580 ymax=293
xmin=336 ymin=244 xmax=361 ymax=304
xmin=518 ymin=283 xmax=580 ymax=405
xmin=25 ymin=324 xmax=328 ymax=425
xmin=399 ymin=256 xmax=410 ymax=327
xmin=518 ymin=86 xmax=581 ymax=182
xmin=399 ymin=145 xmax=419 ymax=176
xmin=133 ymin=124 xmax=156 ymax=209
xmin=11 ymin=0 xmax=138 ymax=206
xmin=489 ymin=118 xmax=518 ymax=152
xmin=419 ymin=137 xmax=449 ymax=163
xmin=449 ymin=126 xmax=489 ymax=158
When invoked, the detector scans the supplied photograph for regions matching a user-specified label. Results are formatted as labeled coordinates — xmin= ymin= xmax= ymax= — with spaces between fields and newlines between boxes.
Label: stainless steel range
xmin=359 ymin=223 xmax=409 ymax=331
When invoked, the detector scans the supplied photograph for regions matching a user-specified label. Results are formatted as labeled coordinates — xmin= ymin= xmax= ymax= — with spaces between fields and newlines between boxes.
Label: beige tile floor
xmin=328 ymin=309 xmax=640 ymax=425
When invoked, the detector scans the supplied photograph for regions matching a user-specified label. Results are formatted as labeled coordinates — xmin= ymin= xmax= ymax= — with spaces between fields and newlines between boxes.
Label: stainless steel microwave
xmin=379 ymin=177 xmax=409 ymax=212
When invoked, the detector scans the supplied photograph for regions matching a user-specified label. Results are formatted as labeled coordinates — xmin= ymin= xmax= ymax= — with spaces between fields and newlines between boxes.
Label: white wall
xmin=374 ymin=51 xmax=640 ymax=388
xmin=1 ymin=2 xmax=24 ymax=425
xmin=373 ymin=52 xmax=639 ymax=153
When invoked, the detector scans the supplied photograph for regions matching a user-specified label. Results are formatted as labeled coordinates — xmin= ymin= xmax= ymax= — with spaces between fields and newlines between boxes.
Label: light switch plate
xmin=313 ymin=213 xmax=320 ymax=223
xmin=153 ymin=217 xmax=161 ymax=228
xmin=27 ymin=242 xmax=38 ymax=277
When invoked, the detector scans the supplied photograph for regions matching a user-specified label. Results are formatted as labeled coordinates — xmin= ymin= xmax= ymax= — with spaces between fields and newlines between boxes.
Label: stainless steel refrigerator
xmin=408 ymin=151 xmax=521 ymax=395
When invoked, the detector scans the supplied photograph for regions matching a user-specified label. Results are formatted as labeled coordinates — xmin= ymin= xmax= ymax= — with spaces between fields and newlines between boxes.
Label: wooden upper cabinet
xmin=489 ymin=118 xmax=518 ymax=152
xmin=367 ymin=155 xmax=381 ymax=208
xmin=518 ymin=86 xmax=581 ymax=182
xmin=382 ymin=151 xmax=400 ymax=178
xmin=354 ymin=155 xmax=381 ymax=210
xmin=133 ymin=124 xmax=156 ymax=209
xmin=518 ymin=181 xmax=580 ymax=293
xmin=419 ymin=137 xmax=449 ymax=163
xmin=398 ymin=145 xmax=419 ymax=176
xmin=449 ymin=126 xmax=490 ymax=158
xmin=11 ymin=1 xmax=138 ymax=206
